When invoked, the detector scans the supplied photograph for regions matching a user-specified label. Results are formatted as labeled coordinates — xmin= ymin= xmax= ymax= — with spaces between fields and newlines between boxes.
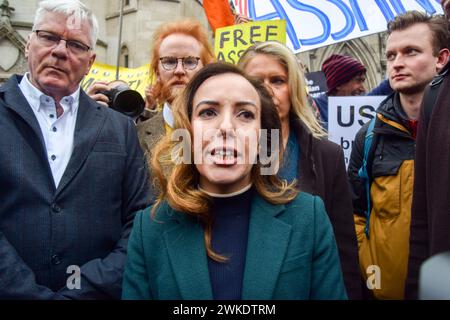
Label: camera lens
xmin=112 ymin=90 xmax=145 ymax=118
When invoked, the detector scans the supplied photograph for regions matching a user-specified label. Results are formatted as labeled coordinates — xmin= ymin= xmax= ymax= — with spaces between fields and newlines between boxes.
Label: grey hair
xmin=32 ymin=0 xmax=98 ymax=50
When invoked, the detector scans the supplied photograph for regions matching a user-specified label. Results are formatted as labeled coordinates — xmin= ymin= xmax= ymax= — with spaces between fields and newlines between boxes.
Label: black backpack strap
xmin=424 ymin=65 xmax=449 ymax=125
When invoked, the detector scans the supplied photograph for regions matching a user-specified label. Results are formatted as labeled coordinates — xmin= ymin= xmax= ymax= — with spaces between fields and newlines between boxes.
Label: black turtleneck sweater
xmin=207 ymin=187 xmax=253 ymax=300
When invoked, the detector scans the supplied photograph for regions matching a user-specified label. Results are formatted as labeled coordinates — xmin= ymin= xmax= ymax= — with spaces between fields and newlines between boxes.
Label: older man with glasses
xmin=135 ymin=19 xmax=215 ymax=160
xmin=0 ymin=0 xmax=150 ymax=299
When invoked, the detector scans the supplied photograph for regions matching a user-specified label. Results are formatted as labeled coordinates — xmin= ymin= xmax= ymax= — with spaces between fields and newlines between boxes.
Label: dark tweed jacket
xmin=136 ymin=112 xmax=165 ymax=158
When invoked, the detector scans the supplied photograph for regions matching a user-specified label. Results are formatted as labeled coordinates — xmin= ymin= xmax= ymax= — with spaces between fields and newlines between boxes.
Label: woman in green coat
xmin=122 ymin=62 xmax=347 ymax=300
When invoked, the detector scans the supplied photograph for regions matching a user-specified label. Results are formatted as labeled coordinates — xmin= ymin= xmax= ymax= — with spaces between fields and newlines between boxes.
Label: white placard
xmin=328 ymin=96 xmax=387 ymax=168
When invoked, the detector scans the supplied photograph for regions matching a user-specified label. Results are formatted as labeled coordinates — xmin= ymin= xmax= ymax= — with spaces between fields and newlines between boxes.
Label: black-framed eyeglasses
xmin=159 ymin=56 xmax=200 ymax=71
xmin=34 ymin=30 xmax=92 ymax=54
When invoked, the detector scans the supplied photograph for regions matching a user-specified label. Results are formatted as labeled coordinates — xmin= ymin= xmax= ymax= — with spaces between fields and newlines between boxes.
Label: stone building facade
xmin=0 ymin=0 xmax=386 ymax=90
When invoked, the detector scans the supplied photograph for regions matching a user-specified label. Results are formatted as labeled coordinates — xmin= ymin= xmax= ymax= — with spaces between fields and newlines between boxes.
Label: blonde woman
xmin=238 ymin=42 xmax=361 ymax=299
xmin=122 ymin=63 xmax=346 ymax=300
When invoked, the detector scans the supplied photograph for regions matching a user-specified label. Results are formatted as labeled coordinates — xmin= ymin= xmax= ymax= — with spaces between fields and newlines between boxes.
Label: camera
xmin=100 ymin=84 xmax=145 ymax=119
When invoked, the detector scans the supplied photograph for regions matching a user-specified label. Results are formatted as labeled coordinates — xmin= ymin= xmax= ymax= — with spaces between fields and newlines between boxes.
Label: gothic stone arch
xmin=0 ymin=12 xmax=27 ymax=83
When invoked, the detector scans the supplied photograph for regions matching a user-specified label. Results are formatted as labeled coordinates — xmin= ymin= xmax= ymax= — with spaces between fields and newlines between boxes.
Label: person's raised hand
xmin=234 ymin=13 xmax=252 ymax=25
xmin=144 ymin=84 xmax=158 ymax=110
xmin=86 ymin=81 xmax=110 ymax=107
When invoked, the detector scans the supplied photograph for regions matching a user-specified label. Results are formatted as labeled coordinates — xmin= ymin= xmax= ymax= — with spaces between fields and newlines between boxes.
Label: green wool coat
xmin=122 ymin=192 xmax=348 ymax=300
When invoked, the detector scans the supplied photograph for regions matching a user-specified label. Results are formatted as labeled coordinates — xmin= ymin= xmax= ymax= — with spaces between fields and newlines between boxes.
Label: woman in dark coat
xmin=238 ymin=41 xmax=361 ymax=299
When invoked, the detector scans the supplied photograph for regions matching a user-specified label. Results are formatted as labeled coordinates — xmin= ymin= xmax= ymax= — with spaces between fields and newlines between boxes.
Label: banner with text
xmin=80 ymin=62 xmax=151 ymax=97
xmin=215 ymin=19 xmax=286 ymax=64
xmin=305 ymin=71 xmax=328 ymax=98
xmin=328 ymin=95 xmax=386 ymax=168
xmin=233 ymin=0 xmax=443 ymax=53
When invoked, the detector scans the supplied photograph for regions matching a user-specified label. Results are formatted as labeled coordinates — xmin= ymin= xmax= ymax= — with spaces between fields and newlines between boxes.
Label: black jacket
xmin=406 ymin=63 xmax=450 ymax=299
xmin=291 ymin=117 xmax=361 ymax=299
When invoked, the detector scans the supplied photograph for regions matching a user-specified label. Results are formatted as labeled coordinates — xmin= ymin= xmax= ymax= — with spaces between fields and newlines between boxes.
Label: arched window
xmin=121 ymin=45 xmax=129 ymax=68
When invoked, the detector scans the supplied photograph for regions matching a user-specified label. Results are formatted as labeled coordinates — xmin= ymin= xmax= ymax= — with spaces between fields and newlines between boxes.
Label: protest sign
xmin=233 ymin=0 xmax=443 ymax=53
xmin=328 ymin=95 xmax=386 ymax=167
xmin=215 ymin=19 xmax=286 ymax=63
xmin=80 ymin=62 xmax=151 ymax=97
xmin=305 ymin=71 xmax=328 ymax=98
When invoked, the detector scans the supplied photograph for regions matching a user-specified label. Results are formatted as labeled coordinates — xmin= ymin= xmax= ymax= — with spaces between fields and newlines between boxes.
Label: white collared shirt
xmin=162 ymin=102 xmax=174 ymax=128
xmin=19 ymin=73 xmax=80 ymax=188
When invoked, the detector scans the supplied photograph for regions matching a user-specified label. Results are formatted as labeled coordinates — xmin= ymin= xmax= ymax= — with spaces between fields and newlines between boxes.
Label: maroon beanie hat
xmin=321 ymin=54 xmax=366 ymax=94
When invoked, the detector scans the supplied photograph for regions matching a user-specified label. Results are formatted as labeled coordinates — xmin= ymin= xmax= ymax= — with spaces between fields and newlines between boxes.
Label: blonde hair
xmin=238 ymin=41 xmax=326 ymax=138
xmin=151 ymin=63 xmax=298 ymax=262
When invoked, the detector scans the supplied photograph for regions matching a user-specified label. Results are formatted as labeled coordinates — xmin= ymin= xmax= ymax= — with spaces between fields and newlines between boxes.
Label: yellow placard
xmin=215 ymin=19 xmax=286 ymax=64
xmin=80 ymin=62 xmax=152 ymax=97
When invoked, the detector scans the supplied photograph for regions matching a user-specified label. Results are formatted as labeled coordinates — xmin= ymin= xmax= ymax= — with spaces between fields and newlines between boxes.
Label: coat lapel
xmin=0 ymin=76 xmax=46 ymax=146
xmin=164 ymin=212 xmax=213 ymax=300
xmin=0 ymin=75 xmax=54 ymax=185
xmin=55 ymin=92 xmax=106 ymax=196
xmin=241 ymin=195 xmax=292 ymax=300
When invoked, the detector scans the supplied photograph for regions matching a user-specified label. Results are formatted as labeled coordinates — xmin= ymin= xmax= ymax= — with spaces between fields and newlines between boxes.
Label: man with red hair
xmin=136 ymin=19 xmax=215 ymax=156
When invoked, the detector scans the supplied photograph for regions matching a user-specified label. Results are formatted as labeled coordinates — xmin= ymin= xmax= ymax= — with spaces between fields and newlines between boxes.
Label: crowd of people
xmin=1 ymin=0 xmax=450 ymax=300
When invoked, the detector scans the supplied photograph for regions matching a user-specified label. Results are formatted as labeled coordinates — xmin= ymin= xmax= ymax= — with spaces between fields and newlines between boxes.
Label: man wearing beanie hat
xmin=314 ymin=54 xmax=392 ymax=129
xmin=314 ymin=54 xmax=366 ymax=128
xmin=323 ymin=54 xmax=367 ymax=95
